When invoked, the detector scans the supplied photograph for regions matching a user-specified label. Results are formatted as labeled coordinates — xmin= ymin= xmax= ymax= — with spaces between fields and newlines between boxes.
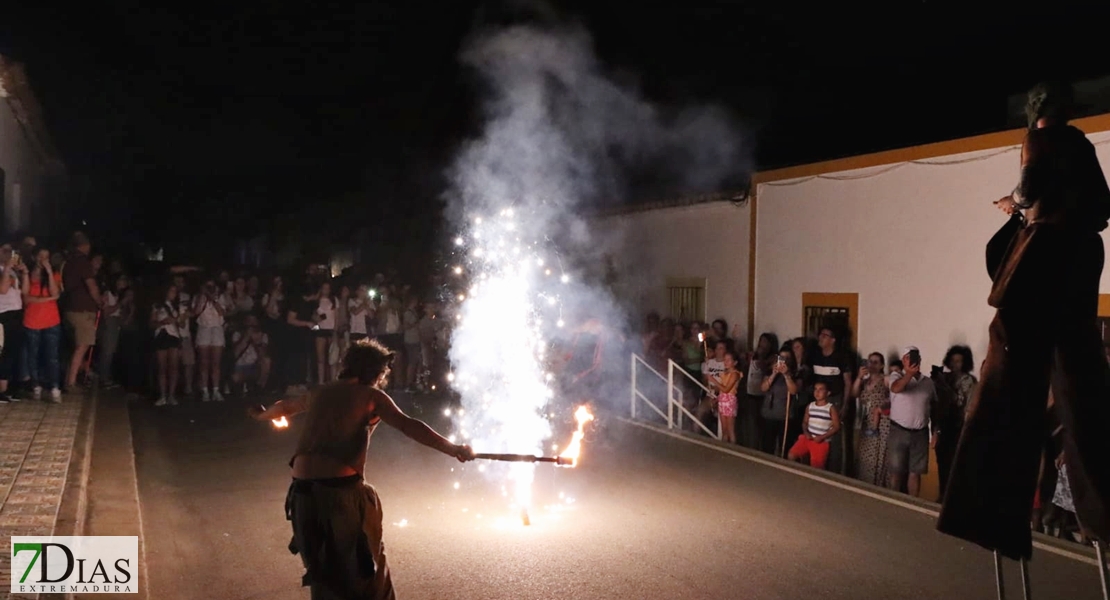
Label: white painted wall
xmin=755 ymin=130 xmax=1110 ymax=371
xmin=0 ymin=96 xmax=41 ymax=234
xmin=595 ymin=200 xmax=751 ymax=339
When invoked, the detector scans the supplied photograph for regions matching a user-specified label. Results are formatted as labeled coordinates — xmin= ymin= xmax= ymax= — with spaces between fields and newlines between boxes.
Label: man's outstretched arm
xmin=249 ymin=394 xmax=312 ymax=421
xmin=372 ymin=389 xmax=473 ymax=462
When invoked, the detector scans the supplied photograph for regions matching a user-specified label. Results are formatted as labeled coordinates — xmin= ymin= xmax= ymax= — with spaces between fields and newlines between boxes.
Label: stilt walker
xmin=936 ymin=82 xmax=1110 ymax=600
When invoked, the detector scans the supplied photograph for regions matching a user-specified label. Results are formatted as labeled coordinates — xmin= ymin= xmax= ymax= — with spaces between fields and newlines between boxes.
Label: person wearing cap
xmin=938 ymin=81 xmax=1110 ymax=560
xmin=61 ymin=231 xmax=100 ymax=389
xmin=886 ymin=346 xmax=936 ymax=498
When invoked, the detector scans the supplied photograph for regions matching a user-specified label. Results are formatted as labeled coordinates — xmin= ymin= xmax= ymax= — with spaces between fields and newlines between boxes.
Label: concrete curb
xmin=620 ymin=416 xmax=1105 ymax=567
xmin=54 ymin=392 xmax=98 ymax=537
xmin=41 ymin=391 xmax=97 ymax=600
xmin=76 ymin=393 xmax=147 ymax=600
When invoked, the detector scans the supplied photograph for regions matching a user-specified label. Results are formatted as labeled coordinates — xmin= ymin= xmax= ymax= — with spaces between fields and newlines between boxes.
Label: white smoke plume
xmin=443 ymin=12 xmax=749 ymax=516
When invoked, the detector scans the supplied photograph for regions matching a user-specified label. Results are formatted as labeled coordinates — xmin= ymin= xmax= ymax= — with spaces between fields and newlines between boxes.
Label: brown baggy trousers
xmin=937 ymin=222 xmax=1110 ymax=559
xmin=286 ymin=475 xmax=396 ymax=599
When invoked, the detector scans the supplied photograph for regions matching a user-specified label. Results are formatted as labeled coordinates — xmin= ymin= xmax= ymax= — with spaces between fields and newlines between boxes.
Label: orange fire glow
xmin=557 ymin=406 xmax=594 ymax=467
xmin=272 ymin=416 xmax=289 ymax=429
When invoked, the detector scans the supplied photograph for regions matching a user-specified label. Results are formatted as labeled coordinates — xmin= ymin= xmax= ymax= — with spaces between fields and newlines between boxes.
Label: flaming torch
xmin=272 ymin=416 xmax=289 ymax=429
xmin=474 ymin=405 xmax=593 ymax=467
xmin=472 ymin=405 xmax=594 ymax=525
xmin=557 ymin=405 xmax=595 ymax=468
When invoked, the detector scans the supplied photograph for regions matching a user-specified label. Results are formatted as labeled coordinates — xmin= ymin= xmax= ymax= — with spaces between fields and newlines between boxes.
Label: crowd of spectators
xmin=0 ymin=231 xmax=451 ymax=408
xmin=638 ymin=311 xmax=1091 ymax=546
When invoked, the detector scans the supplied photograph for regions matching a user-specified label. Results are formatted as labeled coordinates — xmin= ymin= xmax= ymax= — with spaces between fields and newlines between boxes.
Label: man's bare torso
xmin=291 ymin=381 xmax=380 ymax=479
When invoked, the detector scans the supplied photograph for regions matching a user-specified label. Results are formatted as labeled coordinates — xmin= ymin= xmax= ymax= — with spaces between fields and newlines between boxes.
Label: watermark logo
xmin=10 ymin=536 xmax=137 ymax=594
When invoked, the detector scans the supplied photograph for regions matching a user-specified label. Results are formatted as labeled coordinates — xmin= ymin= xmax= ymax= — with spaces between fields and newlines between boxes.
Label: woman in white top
xmin=348 ymin=283 xmax=373 ymax=342
xmin=151 ymin=284 xmax=184 ymax=406
xmin=193 ymin=278 xmax=229 ymax=402
xmin=313 ymin=280 xmax=337 ymax=385
xmin=231 ymin=276 xmax=254 ymax=316
xmin=0 ymin=245 xmax=27 ymax=402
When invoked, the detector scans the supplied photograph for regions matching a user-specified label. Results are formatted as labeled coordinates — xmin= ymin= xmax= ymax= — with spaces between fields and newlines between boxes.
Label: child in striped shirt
xmin=788 ymin=381 xmax=841 ymax=470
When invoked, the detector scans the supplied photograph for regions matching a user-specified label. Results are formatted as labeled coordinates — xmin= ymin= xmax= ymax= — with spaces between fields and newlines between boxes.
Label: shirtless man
xmin=250 ymin=338 xmax=473 ymax=599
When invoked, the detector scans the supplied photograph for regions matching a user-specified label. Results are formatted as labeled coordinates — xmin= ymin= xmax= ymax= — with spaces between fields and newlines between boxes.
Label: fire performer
xmin=249 ymin=338 xmax=474 ymax=599
xmin=937 ymin=82 xmax=1110 ymax=561
xmin=557 ymin=317 xmax=626 ymax=401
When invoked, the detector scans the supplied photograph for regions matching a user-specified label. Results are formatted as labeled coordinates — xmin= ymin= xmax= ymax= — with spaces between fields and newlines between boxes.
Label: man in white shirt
xmin=886 ymin=346 xmax=937 ymax=498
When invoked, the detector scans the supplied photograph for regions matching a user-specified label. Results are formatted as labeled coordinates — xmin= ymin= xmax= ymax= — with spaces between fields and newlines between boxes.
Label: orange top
xmin=23 ymin=277 xmax=61 ymax=330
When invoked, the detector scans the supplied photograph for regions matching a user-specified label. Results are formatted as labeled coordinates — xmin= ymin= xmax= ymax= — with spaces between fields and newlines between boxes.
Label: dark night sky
xmin=4 ymin=1 xmax=1110 ymax=264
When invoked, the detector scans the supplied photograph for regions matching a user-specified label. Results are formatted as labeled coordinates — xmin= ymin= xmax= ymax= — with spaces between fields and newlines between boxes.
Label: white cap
xmin=901 ymin=346 xmax=919 ymax=358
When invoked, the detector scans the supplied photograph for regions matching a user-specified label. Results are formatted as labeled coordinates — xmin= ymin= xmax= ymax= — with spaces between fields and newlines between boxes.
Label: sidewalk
xmin=0 ymin=394 xmax=91 ymax=600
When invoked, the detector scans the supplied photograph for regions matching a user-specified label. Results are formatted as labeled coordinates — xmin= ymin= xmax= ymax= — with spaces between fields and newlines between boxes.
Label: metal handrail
xmin=629 ymin=353 xmax=720 ymax=440
xmin=630 ymin=354 xmax=673 ymax=421
xmin=667 ymin=359 xmax=720 ymax=439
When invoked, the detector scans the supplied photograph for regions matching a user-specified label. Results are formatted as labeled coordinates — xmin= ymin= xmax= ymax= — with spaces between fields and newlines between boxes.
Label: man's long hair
xmin=1025 ymin=81 xmax=1075 ymax=128
xmin=338 ymin=338 xmax=396 ymax=385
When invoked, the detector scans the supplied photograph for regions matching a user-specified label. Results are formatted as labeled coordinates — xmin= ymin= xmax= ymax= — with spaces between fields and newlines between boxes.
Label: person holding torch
xmin=249 ymin=338 xmax=474 ymax=599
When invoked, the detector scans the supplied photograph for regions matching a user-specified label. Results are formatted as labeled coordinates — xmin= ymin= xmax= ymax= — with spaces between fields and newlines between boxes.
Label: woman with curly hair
xmin=935 ymin=344 xmax=976 ymax=494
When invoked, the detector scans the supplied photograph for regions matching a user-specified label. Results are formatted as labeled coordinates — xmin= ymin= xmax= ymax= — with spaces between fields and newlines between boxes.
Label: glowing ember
xmin=271 ymin=416 xmax=289 ymax=429
xmin=557 ymin=406 xmax=595 ymax=467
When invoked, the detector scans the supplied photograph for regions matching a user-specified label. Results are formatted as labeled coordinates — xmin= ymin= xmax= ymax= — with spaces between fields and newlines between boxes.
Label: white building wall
xmin=596 ymin=201 xmax=751 ymax=338
xmin=0 ymin=96 xmax=40 ymax=234
xmin=755 ymin=130 xmax=1110 ymax=370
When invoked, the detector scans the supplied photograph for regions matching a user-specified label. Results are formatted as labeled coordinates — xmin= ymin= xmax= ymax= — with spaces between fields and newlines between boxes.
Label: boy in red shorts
xmin=788 ymin=381 xmax=841 ymax=470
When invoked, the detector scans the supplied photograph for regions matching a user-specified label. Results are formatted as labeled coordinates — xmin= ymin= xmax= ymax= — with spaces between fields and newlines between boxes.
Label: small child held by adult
xmin=788 ymin=381 xmax=841 ymax=470
xmin=708 ymin=351 xmax=743 ymax=444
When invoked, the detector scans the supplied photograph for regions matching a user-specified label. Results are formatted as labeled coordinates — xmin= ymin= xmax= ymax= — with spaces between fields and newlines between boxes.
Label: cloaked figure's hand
xmin=995 ymin=196 xmax=1017 ymax=215
xmin=452 ymin=444 xmax=475 ymax=463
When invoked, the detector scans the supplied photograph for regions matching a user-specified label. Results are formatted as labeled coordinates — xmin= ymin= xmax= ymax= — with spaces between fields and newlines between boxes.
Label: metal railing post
xmin=667 ymin=360 xmax=675 ymax=430
xmin=677 ymin=388 xmax=684 ymax=430
xmin=630 ymin=353 xmax=637 ymax=419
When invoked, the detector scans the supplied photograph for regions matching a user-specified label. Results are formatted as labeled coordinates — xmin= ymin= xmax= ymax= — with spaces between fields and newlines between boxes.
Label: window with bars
xmin=666 ymin=277 xmax=706 ymax=323
xmin=804 ymin=306 xmax=850 ymax=339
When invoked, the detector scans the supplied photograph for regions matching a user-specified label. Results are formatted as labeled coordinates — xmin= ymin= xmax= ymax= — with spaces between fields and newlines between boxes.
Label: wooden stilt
xmin=780 ymin=393 xmax=792 ymax=458
xmin=994 ymin=550 xmax=1006 ymax=600
xmin=1019 ymin=557 xmax=1031 ymax=600
xmin=1095 ymin=540 xmax=1108 ymax=600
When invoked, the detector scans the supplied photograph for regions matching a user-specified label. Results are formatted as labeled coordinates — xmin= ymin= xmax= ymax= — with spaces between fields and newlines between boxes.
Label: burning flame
xmin=557 ymin=406 xmax=594 ymax=467
xmin=272 ymin=416 xmax=289 ymax=429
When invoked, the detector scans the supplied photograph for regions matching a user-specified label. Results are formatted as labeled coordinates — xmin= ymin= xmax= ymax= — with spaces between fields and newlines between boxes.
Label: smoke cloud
xmin=443 ymin=11 xmax=749 ymax=516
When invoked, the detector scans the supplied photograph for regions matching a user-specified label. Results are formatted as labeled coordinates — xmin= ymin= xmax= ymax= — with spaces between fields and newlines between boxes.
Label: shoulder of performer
xmin=366 ymin=386 xmax=400 ymax=421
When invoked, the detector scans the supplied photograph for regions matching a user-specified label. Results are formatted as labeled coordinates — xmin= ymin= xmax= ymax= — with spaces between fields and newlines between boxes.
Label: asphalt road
xmin=128 ymin=392 xmax=1106 ymax=600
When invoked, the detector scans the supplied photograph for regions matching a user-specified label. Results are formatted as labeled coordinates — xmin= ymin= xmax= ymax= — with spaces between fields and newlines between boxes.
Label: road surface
xmin=127 ymin=392 xmax=1105 ymax=600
